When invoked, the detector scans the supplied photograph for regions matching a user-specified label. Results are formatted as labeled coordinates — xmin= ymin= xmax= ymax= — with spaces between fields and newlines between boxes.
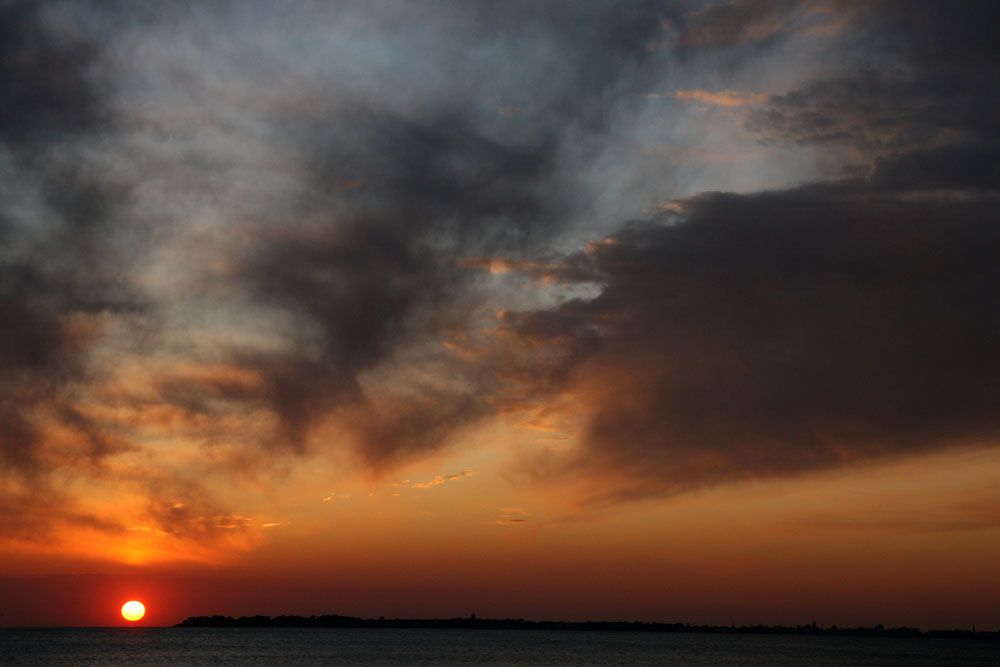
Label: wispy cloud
xmin=668 ymin=89 xmax=768 ymax=107
xmin=496 ymin=507 xmax=530 ymax=525
xmin=393 ymin=469 xmax=474 ymax=490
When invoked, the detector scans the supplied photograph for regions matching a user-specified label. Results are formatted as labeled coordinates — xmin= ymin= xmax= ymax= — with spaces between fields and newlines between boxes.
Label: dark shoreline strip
xmin=174 ymin=615 xmax=999 ymax=639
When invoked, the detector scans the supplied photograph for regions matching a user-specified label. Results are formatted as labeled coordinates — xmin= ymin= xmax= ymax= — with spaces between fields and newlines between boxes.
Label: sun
xmin=121 ymin=600 xmax=146 ymax=622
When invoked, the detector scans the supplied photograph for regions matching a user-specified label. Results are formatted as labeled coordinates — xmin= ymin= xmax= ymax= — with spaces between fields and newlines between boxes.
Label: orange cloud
xmin=496 ymin=507 xmax=529 ymax=525
xmin=392 ymin=469 xmax=474 ymax=490
xmin=670 ymin=89 xmax=768 ymax=107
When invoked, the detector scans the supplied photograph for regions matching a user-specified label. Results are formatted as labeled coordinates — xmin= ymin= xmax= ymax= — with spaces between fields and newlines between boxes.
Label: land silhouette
xmin=176 ymin=614 xmax=998 ymax=639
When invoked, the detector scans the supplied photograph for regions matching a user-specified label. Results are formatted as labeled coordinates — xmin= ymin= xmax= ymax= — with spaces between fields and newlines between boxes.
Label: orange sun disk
xmin=121 ymin=600 xmax=146 ymax=622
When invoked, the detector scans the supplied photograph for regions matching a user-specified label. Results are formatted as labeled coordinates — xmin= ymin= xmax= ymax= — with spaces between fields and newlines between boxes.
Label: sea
xmin=1 ymin=628 xmax=997 ymax=666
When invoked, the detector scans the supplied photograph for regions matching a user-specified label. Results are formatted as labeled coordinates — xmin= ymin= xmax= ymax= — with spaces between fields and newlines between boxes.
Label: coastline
xmin=174 ymin=615 xmax=1000 ymax=639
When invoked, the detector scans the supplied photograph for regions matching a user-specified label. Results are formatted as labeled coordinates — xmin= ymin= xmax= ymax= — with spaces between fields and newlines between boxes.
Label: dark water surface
xmin=1 ymin=628 xmax=997 ymax=666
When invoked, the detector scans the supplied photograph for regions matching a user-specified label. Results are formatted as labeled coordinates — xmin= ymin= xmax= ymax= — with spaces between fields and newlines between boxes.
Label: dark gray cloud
xmin=502 ymin=0 xmax=1000 ymax=494
xmin=490 ymin=1 xmax=1000 ymax=502
xmin=484 ymin=2 xmax=1000 ymax=501
xmin=0 ymin=2 xmax=138 ymax=475
xmin=235 ymin=111 xmax=560 ymax=455
xmin=0 ymin=2 xmax=109 ymax=150
xmin=503 ymin=175 xmax=1000 ymax=502
xmin=750 ymin=1 xmax=1000 ymax=170
xmin=675 ymin=0 xmax=799 ymax=47
xmin=217 ymin=2 xmax=682 ymax=463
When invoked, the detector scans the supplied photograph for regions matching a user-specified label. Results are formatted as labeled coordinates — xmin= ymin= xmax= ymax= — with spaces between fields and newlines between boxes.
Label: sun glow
xmin=121 ymin=600 xmax=146 ymax=622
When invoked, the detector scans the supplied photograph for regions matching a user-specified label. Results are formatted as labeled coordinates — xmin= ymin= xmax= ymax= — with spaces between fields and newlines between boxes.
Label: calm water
xmin=1 ymin=628 xmax=997 ymax=666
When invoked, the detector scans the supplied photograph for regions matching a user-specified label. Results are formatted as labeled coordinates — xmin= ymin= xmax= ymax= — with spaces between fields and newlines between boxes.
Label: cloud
xmin=500 ymin=170 xmax=1000 ymax=502
xmin=131 ymin=478 xmax=279 ymax=556
xmin=496 ymin=507 xmax=529 ymax=525
xmin=679 ymin=0 xmax=798 ymax=46
xmin=749 ymin=1 xmax=1000 ymax=169
xmin=229 ymin=107 xmax=558 ymax=455
xmin=474 ymin=0 xmax=1000 ymax=504
xmin=0 ymin=3 xmax=110 ymax=150
xmin=393 ymin=469 xmax=473 ymax=490
xmin=208 ymin=2 xmax=678 ymax=466
xmin=146 ymin=501 xmax=254 ymax=539
xmin=670 ymin=89 xmax=768 ymax=107
xmin=788 ymin=497 xmax=1000 ymax=534
xmin=675 ymin=0 xmax=859 ymax=48
xmin=0 ymin=3 xmax=141 ymax=478
xmin=493 ymin=1 xmax=1000 ymax=500
xmin=0 ymin=488 xmax=126 ymax=542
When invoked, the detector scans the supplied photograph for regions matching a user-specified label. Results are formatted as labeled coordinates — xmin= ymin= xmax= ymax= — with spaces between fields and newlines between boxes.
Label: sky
xmin=1 ymin=0 xmax=999 ymax=628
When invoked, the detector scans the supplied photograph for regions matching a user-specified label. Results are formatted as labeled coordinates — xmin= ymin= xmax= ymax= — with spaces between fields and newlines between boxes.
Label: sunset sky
xmin=2 ymin=0 xmax=999 ymax=628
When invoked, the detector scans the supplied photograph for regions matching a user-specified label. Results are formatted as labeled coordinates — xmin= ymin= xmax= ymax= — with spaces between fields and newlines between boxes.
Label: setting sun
xmin=120 ymin=600 xmax=146 ymax=622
